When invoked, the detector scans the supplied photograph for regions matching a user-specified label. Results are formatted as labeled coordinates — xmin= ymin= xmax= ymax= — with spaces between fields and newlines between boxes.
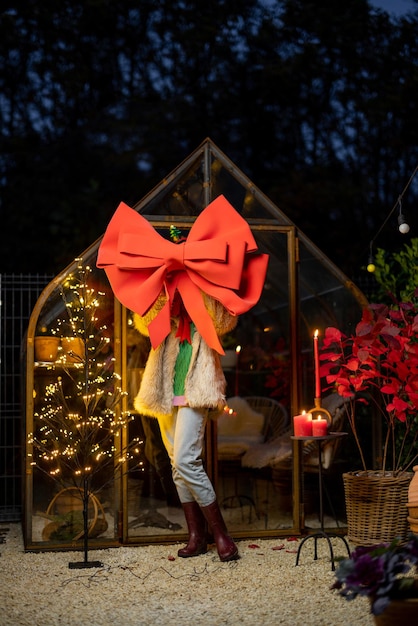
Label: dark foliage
xmin=1 ymin=0 xmax=417 ymax=275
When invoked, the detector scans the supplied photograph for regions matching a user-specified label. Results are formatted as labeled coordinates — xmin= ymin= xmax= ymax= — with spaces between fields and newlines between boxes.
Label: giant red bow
xmin=97 ymin=195 xmax=269 ymax=354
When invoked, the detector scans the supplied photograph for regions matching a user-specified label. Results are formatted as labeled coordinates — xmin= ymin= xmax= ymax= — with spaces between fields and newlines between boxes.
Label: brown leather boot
xmin=201 ymin=500 xmax=239 ymax=562
xmin=178 ymin=501 xmax=207 ymax=558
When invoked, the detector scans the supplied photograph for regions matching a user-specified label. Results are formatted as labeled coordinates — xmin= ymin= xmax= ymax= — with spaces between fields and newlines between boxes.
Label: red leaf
xmin=324 ymin=327 xmax=344 ymax=342
xmin=381 ymin=382 xmax=399 ymax=395
xmin=346 ymin=358 xmax=360 ymax=371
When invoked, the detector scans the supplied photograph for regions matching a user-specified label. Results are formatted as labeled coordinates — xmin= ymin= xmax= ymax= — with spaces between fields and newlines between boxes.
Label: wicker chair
xmin=244 ymin=396 xmax=289 ymax=441
xmin=217 ymin=396 xmax=289 ymax=462
xmin=239 ymin=395 xmax=348 ymax=525
xmin=217 ymin=396 xmax=289 ymax=522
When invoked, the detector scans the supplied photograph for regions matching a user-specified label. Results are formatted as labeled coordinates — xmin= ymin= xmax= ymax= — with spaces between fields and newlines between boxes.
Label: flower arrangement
xmin=319 ymin=300 xmax=418 ymax=473
xmin=332 ymin=534 xmax=418 ymax=615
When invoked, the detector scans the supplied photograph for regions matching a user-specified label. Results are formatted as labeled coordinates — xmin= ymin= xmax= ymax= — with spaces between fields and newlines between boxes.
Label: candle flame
xmin=236 ymin=345 xmax=242 ymax=354
xmin=314 ymin=329 xmax=319 ymax=338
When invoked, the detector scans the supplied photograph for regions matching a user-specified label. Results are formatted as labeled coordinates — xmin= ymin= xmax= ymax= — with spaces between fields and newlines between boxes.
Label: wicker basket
xmin=343 ymin=471 xmax=412 ymax=546
xmin=42 ymin=487 xmax=108 ymax=541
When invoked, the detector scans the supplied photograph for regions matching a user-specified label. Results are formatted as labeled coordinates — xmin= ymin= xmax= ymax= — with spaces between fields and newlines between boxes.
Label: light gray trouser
xmin=157 ymin=406 xmax=216 ymax=507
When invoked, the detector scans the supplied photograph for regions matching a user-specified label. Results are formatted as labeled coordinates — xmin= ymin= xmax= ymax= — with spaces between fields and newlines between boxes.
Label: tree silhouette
xmin=1 ymin=0 xmax=417 ymax=276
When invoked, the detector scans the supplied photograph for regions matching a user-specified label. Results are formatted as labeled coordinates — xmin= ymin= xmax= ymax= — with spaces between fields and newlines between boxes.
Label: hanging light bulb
xmin=398 ymin=214 xmax=410 ymax=234
xmin=397 ymin=199 xmax=410 ymax=234
xmin=367 ymin=255 xmax=376 ymax=273
xmin=367 ymin=242 xmax=375 ymax=273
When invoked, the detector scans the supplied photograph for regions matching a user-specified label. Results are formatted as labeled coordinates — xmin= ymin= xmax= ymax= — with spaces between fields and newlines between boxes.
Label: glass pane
xmin=218 ymin=230 xmax=294 ymax=533
xmin=29 ymin=260 xmax=119 ymax=546
xmin=125 ymin=308 xmax=185 ymax=541
xmin=210 ymin=158 xmax=282 ymax=221
xmin=297 ymin=240 xmax=362 ymax=529
xmin=298 ymin=238 xmax=363 ymax=407
xmin=134 ymin=151 xmax=281 ymax=222
xmin=125 ymin=413 xmax=185 ymax=540
xmin=136 ymin=160 xmax=207 ymax=217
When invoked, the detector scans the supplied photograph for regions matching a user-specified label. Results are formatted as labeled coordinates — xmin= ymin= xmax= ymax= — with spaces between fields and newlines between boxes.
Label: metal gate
xmin=0 ymin=273 xmax=53 ymax=521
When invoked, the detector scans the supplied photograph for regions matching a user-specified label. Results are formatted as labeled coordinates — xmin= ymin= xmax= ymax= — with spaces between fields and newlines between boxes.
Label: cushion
xmin=217 ymin=397 xmax=265 ymax=439
xmin=217 ymin=397 xmax=265 ymax=458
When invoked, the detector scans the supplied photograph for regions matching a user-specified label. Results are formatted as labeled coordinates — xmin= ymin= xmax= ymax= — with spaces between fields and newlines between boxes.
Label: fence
xmin=0 ymin=273 xmax=53 ymax=521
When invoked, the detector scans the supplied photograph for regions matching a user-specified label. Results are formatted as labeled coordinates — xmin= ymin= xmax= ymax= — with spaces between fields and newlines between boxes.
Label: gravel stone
xmin=0 ymin=524 xmax=373 ymax=626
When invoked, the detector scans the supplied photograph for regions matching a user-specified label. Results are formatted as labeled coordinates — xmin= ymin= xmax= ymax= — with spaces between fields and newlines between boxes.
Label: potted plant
xmin=331 ymin=534 xmax=418 ymax=622
xmin=319 ymin=299 xmax=418 ymax=545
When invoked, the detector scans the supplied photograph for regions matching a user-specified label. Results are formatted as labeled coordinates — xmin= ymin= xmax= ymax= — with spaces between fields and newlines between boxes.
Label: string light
xmin=367 ymin=242 xmax=376 ymax=273
xmin=398 ymin=200 xmax=410 ymax=234
xmin=366 ymin=165 xmax=417 ymax=271
xmin=30 ymin=260 xmax=144 ymax=482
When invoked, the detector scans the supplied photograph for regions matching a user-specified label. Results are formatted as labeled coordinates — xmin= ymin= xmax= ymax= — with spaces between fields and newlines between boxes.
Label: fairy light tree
xmin=29 ymin=259 xmax=142 ymax=568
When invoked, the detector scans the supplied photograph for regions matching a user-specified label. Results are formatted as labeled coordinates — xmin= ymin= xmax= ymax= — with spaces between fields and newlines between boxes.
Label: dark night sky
xmin=370 ymin=0 xmax=416 ymax=14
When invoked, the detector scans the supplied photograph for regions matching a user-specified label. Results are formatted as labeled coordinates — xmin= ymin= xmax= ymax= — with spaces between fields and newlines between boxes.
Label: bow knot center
xmin=165 ymin=241 xmax=186 ymax=272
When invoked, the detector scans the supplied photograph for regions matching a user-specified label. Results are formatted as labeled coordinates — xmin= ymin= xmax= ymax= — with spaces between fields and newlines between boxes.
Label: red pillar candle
xmin=293 ymin=411 xmax=313 ymax=437
xmin=313 ymin=329 xmax=321 ymax=398
xmin=312 ymin=416 xmax=328 ymax=437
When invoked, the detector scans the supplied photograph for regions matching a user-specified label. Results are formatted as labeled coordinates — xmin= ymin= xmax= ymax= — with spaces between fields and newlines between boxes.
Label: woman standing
xmin=134 ymin=292 xmax=239 ymax=560
xmin=97 ymin=194 xmax=268 ymax=562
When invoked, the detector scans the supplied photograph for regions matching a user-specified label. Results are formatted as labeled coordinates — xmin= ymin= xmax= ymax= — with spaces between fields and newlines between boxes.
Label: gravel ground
xmin=0 ymin=524 xmax=374 ymax=626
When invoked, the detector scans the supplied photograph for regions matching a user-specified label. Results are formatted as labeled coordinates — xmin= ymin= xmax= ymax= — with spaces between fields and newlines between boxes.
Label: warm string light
xmin=367 ymin=241 xmax=376 ymax=273
xmin=30 ymin=261 xmax=144 ymax=482
xmin=366 ymin=165 xmax=417 ymax=273
xmin=398 ymin=200 xmax=410 ymax=234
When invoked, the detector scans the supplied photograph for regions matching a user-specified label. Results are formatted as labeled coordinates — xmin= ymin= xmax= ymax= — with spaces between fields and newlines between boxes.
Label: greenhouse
xmin=23 ymin=138 xmax=367 ymax=551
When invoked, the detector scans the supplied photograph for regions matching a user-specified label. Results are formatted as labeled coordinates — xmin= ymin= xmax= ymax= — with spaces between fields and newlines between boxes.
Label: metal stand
xmin=69 ymin=560 xmax=103 ymax=569
xmin=68 ymin=477 xmax=103 ymax=569
xmin=292 ymin=433 xmax=351 ymax=571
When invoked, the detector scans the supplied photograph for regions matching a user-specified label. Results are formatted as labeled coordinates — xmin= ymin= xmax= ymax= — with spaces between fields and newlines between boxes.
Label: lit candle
xmin=293 ymin=411 xmax=313 ymax=437
xmin=234 ymin=345 xmax=241 ymax=395
xmin=313 ymin=329 xmax=321 ymax=399
xmin=312 ymin=416 xmax=328 ymax=437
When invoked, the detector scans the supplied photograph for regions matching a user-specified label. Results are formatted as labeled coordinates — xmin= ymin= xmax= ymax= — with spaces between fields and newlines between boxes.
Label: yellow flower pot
xmin=34 ymin=336 xmax=60 ymax=362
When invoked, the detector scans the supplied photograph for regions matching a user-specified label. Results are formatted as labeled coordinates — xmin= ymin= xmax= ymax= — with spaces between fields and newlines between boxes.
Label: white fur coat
xmin=133 ymin=293 xmax=237 ymax=419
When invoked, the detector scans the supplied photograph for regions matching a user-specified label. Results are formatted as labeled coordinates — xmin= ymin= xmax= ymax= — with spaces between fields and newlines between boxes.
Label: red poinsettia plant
xmin=319 ymin=301 xmax=418 ymax=474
